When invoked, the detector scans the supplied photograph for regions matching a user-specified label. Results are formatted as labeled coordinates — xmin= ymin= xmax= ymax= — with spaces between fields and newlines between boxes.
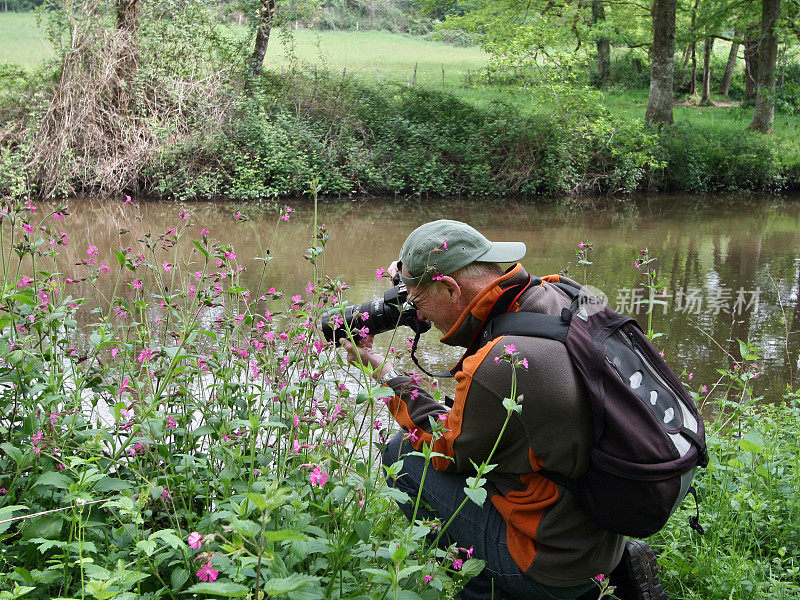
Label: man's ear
xmin=441 ymin=276 xmax=460 ymax=303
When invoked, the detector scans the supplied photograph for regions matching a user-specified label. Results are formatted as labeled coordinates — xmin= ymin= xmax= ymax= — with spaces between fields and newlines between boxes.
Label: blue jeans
xmin=382 ymin=433 xmax=595 ymax=600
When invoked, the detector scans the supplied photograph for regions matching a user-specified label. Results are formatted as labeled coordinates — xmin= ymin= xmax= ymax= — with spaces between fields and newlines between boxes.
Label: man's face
xmin=405 ymin=272 xmax=462 ymax=335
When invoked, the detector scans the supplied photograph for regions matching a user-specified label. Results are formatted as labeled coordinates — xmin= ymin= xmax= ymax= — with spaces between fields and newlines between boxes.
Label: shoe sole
xmin=623 ymin=539 xmax=668 ymax=600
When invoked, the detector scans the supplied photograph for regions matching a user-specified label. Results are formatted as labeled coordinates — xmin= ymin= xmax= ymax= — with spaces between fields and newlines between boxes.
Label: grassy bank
xmin=1 ymin=194 xmax=799 ymax=599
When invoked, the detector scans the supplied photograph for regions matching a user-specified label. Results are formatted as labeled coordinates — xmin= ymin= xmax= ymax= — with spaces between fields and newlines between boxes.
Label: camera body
xmin=321 ymin=282 xmax=431 ymax=344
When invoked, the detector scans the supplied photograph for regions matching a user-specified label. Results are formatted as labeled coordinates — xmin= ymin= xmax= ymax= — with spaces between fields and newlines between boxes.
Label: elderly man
xmin=344 ymin=220 xmax=667 ymax=600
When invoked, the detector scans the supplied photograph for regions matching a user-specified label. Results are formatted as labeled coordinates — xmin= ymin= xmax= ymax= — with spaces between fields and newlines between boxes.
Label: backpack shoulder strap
xmin=478 ymin=310 xmax=570 ymax=348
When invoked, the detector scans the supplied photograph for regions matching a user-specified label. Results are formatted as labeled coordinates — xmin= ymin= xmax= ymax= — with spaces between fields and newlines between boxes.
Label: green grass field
xmin=0 ymin=12 xmax=50 ymax=66
xmin=1 ymin=11 xmax=796 ymax=141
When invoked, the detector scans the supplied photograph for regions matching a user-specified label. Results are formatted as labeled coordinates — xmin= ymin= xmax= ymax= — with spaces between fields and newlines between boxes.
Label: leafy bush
xmin=652 ymin=344 xmax=800 ymax=600
xmin=0 ymin=194 xmax=490 ymax=599
xmin=652 ymin=123 xmax=786 ymax=193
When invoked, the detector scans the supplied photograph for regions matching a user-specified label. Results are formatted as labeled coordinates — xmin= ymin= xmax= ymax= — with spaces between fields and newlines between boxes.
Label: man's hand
xmin=342 ymin=335 xmax=394 ymax=381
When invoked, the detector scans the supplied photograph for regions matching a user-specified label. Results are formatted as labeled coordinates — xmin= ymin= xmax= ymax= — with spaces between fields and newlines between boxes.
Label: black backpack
xmin=477 ymin=278 xmax=709 ymax=538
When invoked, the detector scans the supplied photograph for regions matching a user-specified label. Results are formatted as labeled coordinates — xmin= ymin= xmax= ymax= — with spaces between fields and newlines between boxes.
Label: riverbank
xmin=2 ymin=67 xmax=798 ymax=200
xmin=1 ymin=15 xmax=799 ymax=200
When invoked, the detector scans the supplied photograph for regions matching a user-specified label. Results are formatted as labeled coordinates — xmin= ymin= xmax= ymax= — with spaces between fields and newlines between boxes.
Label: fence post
xmin=413 ymin=63 xmax=418 ymax=86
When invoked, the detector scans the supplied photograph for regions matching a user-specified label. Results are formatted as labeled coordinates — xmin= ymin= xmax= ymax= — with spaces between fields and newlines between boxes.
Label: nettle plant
xmin=0 ymin=191 xmax=486 ymax=600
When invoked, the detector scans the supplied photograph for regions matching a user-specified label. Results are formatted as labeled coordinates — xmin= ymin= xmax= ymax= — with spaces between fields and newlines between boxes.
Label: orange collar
xmin=440 ymin=264 xmax=524 ymax=344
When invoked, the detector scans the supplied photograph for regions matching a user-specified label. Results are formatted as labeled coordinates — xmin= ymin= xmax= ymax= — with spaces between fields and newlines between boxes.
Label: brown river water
xmin=32 ymin=195 xmax=800 ymax=406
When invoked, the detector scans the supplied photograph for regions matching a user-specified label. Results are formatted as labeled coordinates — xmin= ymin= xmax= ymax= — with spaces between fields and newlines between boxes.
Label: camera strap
xmin=409 ymin=275 xmax=537 ymax=381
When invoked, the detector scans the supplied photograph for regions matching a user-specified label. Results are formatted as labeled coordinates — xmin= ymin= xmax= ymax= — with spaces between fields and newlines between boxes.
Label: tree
xmin=645 ymin=0 xmax=677 ymax=124
xmin=250 ymin=0 xmax=277 ymax=79
xmin=700 ymin=35 xmax=713 ymax=104
xmin=592 ymin=0 xmax=611 ymax=85
xmin=718 ymin=29 xmax=741 ymax=96
xmin=747 ymin=0 xmax=781 ymax=132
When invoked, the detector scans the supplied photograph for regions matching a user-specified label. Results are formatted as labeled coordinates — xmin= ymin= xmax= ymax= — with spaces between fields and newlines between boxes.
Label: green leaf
xmin=149 ymin=529 xmax=184 ymax=549
xmin=460 ymin=558 xmax=486 ymax=578
xmin=1 ymin=442 xmax=23 ymax=467
xmin=229 ymin=518 xmax=260 ymax=538
xmin=136 ymin=540 xmax=157 ymax=556
xmin=262 ymin=529 xmax=306 ymax=542
xmin=463 ymin=486 xmax=487 ymax=507
xmin=192 ymin=240 xmax=209 ymax=259
xmin=263 ymin=574 xmax=320 ymax=595
xmin=0 ymin=505 xmax=27 ymax=535
xmin=395 ymin=592 xmax=423 ymax=600
xmin=355 ymin=520 xmax=371 ymax=542
xmin=93 ymin=477 xmax=132 ymax=493
xmin=33 ymin=471 xmax=73 ymax=490
xmin=114 ymin=248 xmax=126 ymax=268
xmin=171 ymin=568 xmax=189 ymax=592
xmin=20 ymin=514 xmax=62 ymax=540
xmin=185 ymin=581 xmax=249 ymax=597
xmin=739 ymin=429 xmax=764 ymax=454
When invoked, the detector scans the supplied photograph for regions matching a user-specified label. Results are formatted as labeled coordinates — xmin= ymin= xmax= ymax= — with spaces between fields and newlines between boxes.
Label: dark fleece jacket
xmin=385 ymin=264 xmax=625 ymax=587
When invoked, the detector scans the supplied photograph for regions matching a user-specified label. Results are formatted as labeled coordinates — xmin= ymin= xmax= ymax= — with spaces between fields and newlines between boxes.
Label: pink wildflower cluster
xmin=280 ymin=205 xmax=294 ymax=221
xmin=309 ymin=466 xmax=328 ymax=487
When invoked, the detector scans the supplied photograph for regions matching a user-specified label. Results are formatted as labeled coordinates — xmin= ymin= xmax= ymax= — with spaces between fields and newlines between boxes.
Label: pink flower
xmin=100 ymin=262 xmax=110 ymax=274
xmin=137 ymin=348 xmax=153 ymax=363
xmin=578 ymin=242 xmax=585 ymax=248
xmin=409 ymin=428 xmax=420 ymax=443
xmin=0 ymin=488 xmax=7 ymax=494
xmin=17 ymin=276 xmax=33 ymax=288
xmin=200 ymin=228 xmax=210 ymax=238
xmin=521 ymin=358 xmax=529 ymax=369
xmin=280 ymin=206 xmax=294 ymax=221
xmin=161 ymin=488 xmax=171 ymax=500
xmin=32 ymin=430 xmax=44 ymax=444
xmin=465 ymin=546 xmax=473 ymax=558
xmin=166 ymin=415 xmax=177 ymax=429
xmin=376 ymin=267 xmax=387 ymax=280
xmin=54 ymin=212 xmax=67 ymax=221
xmin=117 ymin=377 xmax=133 ymax=396
xmin=225 ymin=250 xmax=236 ymax=261
xmin=132 ymin=279 xmax=142 ymax=290
xmin=22 ymin=223 xmax=34 ymax=233
xmin=424 ymin=575 xmax=434 ymax=583
xmin=688 ymin=372 xmax=694 ymax=380
xmin=700 ymin=384 xmax=708 ymax=393
xmin=504 ymin=344 xmax=516 ymax=354
xmin=187 ymin=532 xmax=203 ymax=551
xmin=196 ymin=563 xmax=218 ymax=582
xmin=452 ymin=558 xmax=463 ymax=571
xmin=87 ymin=245 xmax=99 ymax=257
xmin=310 ymin=466 xmax=328 ymax=487
xmin=111 ymin=348 xmax=119 ymax=358
xmin=162 ymin=261 xmax=171 ymax=271
xmin=594 ymin=573 xmax=606 ymax=582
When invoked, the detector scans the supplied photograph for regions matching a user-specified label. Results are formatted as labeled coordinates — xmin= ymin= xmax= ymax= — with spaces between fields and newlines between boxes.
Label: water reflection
xmin=34 ymin=195 xmax=800 ymax=403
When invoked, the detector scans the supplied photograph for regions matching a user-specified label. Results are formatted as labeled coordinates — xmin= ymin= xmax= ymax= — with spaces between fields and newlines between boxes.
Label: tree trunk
xmin=645 ymin=0 xmax=676 ymax=124
xmin=719 ymin=30 xmax=741 ymax=95
xmin=701 ymin=36 xmax=713 ymax=104
xmin=250 ymin=0 xmax=277 ymax=80
xmin=687 ymin=0 xmax=699 ymax=94
xmin=748 ymin=0 xmax=782 ymax=133
xmin=115 ymin=0 xmax=138 ymax=110
xmin=743 ymin=26 xmax=760 ymax=105
xmin=592 ymin=0 xmax=611 ymax=85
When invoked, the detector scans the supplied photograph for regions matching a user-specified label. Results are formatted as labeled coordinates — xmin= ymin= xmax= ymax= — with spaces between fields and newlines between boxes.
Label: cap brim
xmin=477 ymin=241 xmax=526 ymax=263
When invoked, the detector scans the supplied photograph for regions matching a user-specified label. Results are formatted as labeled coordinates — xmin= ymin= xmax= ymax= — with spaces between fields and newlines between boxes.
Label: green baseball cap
xmin=399 ymin=220 xmax=526 ymax=287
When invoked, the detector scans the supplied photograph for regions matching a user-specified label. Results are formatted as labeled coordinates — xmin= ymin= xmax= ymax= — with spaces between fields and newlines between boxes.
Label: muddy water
xmin=35 ymin=195 xmax=800 ymax=404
